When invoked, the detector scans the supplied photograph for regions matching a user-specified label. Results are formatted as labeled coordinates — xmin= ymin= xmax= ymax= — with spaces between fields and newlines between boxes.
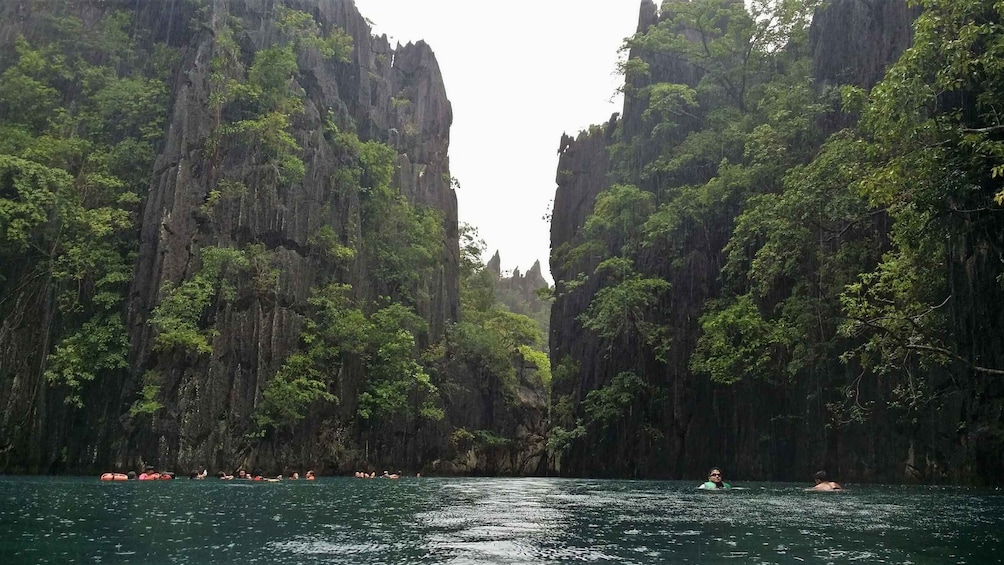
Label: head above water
xmin=708 ymin=467 xmax=724 ymax=482
xmin=814 ymin=470 xmax=828 ymax=483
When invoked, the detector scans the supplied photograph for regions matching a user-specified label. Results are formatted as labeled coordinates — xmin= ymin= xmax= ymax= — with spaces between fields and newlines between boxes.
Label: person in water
xmin=809 ymin=470 xmax=842 ymax=491
xmin=698 ymin=467 xmax=731 ymax=489
xmin=138 ymin=465 xmax=160 ymax=480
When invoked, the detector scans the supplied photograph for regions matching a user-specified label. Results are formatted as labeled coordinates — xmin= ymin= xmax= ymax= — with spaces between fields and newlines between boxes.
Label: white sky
xmin=352 ymin=0 xmax=643 ymax=284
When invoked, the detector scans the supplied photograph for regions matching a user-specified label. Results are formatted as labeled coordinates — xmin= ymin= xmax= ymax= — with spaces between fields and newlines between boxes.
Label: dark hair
xmin=708 ymin=467 xmax=722 ymax=476
xmin=814 ymin=470 xmax=828 ymax=481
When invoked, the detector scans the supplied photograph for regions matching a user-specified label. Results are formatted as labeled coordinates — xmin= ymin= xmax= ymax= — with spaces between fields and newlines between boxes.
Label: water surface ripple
xmin=1 ymin=476 xmax=1000 ymax=563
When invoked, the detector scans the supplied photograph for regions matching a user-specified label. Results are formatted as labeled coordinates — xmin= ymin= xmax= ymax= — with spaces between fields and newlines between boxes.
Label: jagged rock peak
xmin=638 ymin=0 xmax=658 ymax=32
xmin=524 ymin=260 xmax=547 ymax=288
xmin=488 ymin=250 xmax=502 ymax=276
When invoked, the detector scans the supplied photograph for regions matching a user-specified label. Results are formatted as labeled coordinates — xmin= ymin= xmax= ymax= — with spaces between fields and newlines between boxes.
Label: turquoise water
xmin=0 ymin=476 xmax=1001 ymax=563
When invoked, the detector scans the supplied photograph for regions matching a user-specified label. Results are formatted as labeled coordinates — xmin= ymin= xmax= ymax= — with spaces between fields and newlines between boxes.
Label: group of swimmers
xmin=99 ymin=466 xmax=175 ymax=481
xmin=100 ymin=466 xmax=316 ymax=482
xmin=104 ymin=465 xmax=842 ymax=488
xmin=697 ymin=467 xmax=843 ymax=491
xmin=214 ymin=469 xmax=315 ymax=481
xmin=354 ymin=470 xmax=412 ymax=479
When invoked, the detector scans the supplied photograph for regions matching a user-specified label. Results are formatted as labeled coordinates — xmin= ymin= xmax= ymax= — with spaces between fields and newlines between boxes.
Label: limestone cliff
xmin=488 ymin=252 xmax=551 ymax=343
xmin=0 ymin=0 xmax=459 ymax=474
xmin=548 ymin=0 xmax=933 ymax=481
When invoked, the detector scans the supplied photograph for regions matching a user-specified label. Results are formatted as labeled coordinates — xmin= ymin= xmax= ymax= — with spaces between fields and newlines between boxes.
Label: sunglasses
xmin=710 ymin=473 xmax=722 ymax=477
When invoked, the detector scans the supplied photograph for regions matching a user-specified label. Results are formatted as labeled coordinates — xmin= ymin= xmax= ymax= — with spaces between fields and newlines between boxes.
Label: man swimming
xmin=698 ymin=467 xmax=731 ymax=489
xmin=808 ymin=470 xmax=842 ymax=491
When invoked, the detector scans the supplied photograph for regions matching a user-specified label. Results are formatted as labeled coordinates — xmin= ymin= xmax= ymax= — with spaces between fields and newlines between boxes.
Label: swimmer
xmin=697 ymin=467 xmax=731 ymax=490
xmin=808 ymin=470 xmax=842 ymax=491
xmin=138 ymin=466 xmax=160 ymax=480
xmin=305 ymin=470 xmax=315 ymax=480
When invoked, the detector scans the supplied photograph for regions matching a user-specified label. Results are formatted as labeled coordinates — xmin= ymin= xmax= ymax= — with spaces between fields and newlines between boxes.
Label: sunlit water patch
xmin=0 ymin=476 xmax=1001 ymax=563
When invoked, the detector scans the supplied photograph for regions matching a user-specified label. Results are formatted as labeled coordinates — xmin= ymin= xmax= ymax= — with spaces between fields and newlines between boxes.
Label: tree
xmin=840 ymin=0 xmax=1004 ymax=388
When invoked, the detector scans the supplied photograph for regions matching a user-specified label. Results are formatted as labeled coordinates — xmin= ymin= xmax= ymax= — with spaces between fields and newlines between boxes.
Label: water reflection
xmin=1 ymin=476 xmax=1001 ymax=564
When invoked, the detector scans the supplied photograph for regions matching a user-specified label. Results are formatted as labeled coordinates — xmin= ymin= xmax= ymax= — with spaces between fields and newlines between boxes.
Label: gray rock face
xmin=548 ymin=126 xmax=614 ymax=473
xmin=809 ymin=0 xmax=919 ymax=89
xmin=0 ymin=0 xmax=459 ymax=473
xmin=131 ymin=0 xmax=459 ymax=471
xmin=547 ymin=0 xmax=964 ymax=482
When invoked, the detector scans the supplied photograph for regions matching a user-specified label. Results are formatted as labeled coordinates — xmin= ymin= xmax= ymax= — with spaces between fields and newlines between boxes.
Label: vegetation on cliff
xmin=549 ymin=0 xmax=1004 ymax=483
xmin=0 ymin=0 xmax=549 ymax=476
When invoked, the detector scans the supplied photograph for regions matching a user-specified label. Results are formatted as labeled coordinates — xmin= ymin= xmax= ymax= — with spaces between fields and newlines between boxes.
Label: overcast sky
xmin=352 ymin=0 xmax=643 ymax=284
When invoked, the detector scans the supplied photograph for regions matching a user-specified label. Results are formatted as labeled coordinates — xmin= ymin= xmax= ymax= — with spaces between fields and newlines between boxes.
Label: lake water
xmin=0 ymin=476 xmax=1000 ymax=564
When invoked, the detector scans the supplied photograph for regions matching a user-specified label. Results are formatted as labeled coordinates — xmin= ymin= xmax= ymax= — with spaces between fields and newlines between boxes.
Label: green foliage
xmin=546 ymin=421 xmax=587 ymax=453
xmin=445 ymin=320 xmax=518 ymax=397
xmin=257 ymin=283 xmax=443 ymax=432
xmin=0 ymin=39 xmax=61 ymax=131
xmin=838 ymin=0 xmax=1004 ymax=382
xmin=580 ymin=184 xmax=654 ymax=258
xmin=691 ymin=294 xmax=794 ymax=384
xmin=128 ymin=372 xmax=164 ymax=418
xmin=484 ymin=310 xmax=544 ymax=351
xmin=627 ymin=0 xmax=818 ymax=111
xmin=247 ymin=46 xmax=302 ymax=113
xmin=308 ymin=224 xmax=356 ymax=262
xmin=517 ymin=345 xmax=552 ymax=389
xmin=254 ymin=283 xmax=362 ymax=432
xmin=44 ymin=314 xmax=130 ymax=407
xmin=0 ymin=155 xmax=68 ymax=248
xmin=275 ymin=5 xmax=354 ymax=63
xmin=581 ymin=371 xmax=647 ymax=428
xmin=207 ymin=19 xmax=312 ymax=190
xmin=200 ymin=179 xmax=247 ymax=215
xmin=579 ymin=260 xmax=671 ymax=357
xmin=149 ymin=247 xmax=249 ymax=355
xmin=358 ymin=303 xmax=441 ymax=423
xmin=338 ymin=132 xmax=445 ymax=303
xmin=255 ymin=353 xmax=336 ymax=431
xmin=642 ymin=83 xmax=699 ymax=129
xmin=710 ymin=130 xmax=882 ymax=383
xmin=0 ymin=25 xmax=175 ymax=408
xmin=838 ymin=209 xmax=951 ymax=378
xmin=458 ymin=223 xmax=495 ymax=320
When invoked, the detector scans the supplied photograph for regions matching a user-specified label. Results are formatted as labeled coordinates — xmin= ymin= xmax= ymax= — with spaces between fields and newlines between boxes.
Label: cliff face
xmin=0 ymin=0 xmax=459 ymax=473
xmin=548 ymin=0 xmax=934 ymax=481
xmin=809 ymin=0 xmax=920 ymax=89
xmin=126 ymin=0 xmax=459 ymax=471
